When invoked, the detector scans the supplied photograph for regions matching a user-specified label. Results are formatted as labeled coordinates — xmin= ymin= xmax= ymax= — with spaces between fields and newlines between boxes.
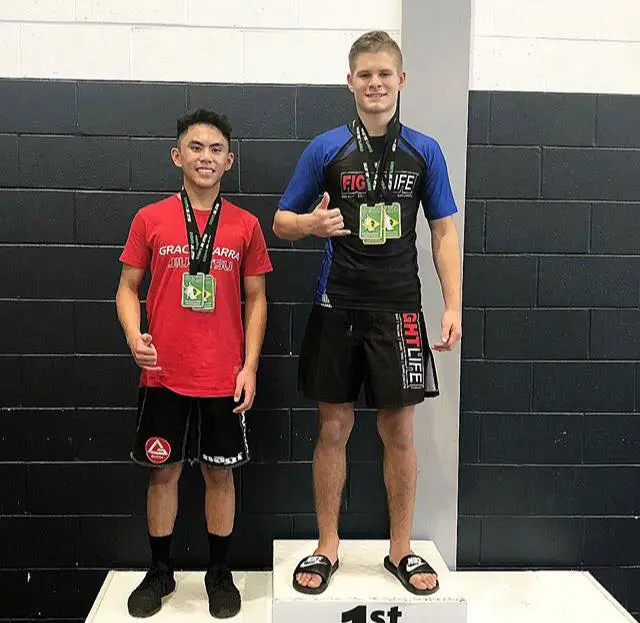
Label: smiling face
xmin=170 ymin=123 xmax=234 ymax=190
xmin=347 ymin=49 xmax=406 ymax=118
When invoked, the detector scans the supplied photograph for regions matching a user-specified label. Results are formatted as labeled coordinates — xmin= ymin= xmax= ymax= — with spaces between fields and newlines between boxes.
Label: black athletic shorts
xmin=298 ymin=305 xmax=439 ymax=409
xmin=131 ymin=387 xmax=249 ymax=468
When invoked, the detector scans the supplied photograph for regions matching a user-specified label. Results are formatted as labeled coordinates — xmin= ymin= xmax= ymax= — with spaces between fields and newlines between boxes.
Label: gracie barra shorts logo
xmin=341 ymin=171 xmax=418 ymax=198
xmin=145 ymin=437 xmax=171 ymax=464
xmin=397 ymin=312 xmax=424 ymax=390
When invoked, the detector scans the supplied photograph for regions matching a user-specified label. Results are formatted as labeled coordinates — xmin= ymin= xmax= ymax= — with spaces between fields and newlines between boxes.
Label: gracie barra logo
xmin=400 ymin=313 xmax=424 ymax=389
xmin=145 ymin=437 xmax=171 ymax=464
xmin=340 ymin=171 xmax=418 ymax=199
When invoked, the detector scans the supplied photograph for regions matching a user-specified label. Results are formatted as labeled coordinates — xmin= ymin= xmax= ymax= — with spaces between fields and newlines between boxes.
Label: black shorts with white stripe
xmin=131 ymin=387 xmax=249 ymax=468
xmin=298 ymin=305 xmax=439 ymax=409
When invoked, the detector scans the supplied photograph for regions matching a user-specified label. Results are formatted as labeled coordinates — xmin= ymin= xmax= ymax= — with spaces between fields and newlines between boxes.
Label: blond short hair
xmin=348 ymin=31 xmax=403 ymax=71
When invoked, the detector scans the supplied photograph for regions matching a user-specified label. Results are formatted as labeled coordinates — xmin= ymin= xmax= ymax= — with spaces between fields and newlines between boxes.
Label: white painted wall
xmin=1 ymin=0 xmax=638 ymax=92
xmin=0 ymin=0 xmax=400 ymax=83
xmin=472 ymin=0 xmax=640 ymax=93
xmin=1 ymin=0 xmax=639 ymax=92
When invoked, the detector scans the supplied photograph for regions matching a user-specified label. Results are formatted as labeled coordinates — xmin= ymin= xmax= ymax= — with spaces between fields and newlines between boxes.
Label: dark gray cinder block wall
xmin=0 ymin=81 xmax=639 ymax=620
xmin=460 ymin=91 xmax=640 ymax=621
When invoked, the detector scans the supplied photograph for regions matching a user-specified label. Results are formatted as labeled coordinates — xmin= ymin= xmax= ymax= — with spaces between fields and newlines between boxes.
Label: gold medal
xmin=181 ymin=272 xmax=204 ymax=308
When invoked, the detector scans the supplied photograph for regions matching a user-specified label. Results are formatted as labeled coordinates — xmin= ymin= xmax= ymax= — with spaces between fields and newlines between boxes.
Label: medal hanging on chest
xmin=359 ymin=203 xmax=385 ymax=244
xmin=180 ymin=188 xmax=222 ymax=312
xmin=353 ymin=104 xmax=402 ymax=246
xmin=359 ymin=201 xmax=402 ymax=245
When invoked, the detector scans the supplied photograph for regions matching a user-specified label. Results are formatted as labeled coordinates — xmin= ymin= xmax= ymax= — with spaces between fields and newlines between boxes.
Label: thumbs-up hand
xmin=128 ymin=332 xmax=162 ymax=371
xmin=308 ymin=192 xmax=351 ymax=238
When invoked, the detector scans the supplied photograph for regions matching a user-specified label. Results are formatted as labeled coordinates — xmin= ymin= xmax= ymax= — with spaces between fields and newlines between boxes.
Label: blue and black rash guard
xmin=279 ymin=124 xmax=458 ymax=312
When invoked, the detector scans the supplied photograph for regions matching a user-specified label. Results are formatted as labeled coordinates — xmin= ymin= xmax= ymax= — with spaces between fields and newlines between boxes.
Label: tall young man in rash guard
xmin=273 ymin=31 xmax=461 ymax=596
xmin=116 ymin=109 xmax=272 ymax=618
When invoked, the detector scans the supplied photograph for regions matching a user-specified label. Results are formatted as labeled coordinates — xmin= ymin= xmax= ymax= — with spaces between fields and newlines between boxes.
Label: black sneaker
xmin=127 ymin=562 xmax=176 ymax=618
xmin=205 ymin=563 xmax=241 ymax=618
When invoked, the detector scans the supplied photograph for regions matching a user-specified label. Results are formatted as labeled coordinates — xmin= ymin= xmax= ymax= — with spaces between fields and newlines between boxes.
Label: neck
xmin=182 ymin=178 xmax=221 ymax=211
xmin=358 ymin=105 xmax=397 ymax=137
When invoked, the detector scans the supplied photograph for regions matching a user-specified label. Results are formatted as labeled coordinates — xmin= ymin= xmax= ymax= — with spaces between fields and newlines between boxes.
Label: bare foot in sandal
xmin=293 ymin=541 xmax=339 ymax=593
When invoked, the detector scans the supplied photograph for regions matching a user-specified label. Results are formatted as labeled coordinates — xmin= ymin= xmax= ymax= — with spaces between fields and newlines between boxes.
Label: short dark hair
xmin=176 ymin=109 xmax=232 ymax=147
xmin=349 ymin=31 xmax=403 ymax=71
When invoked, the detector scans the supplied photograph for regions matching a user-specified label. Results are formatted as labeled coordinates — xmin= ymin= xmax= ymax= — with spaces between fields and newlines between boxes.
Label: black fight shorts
xmin=298 ymin=305 xmax=439 ymax=409
xmin=131 ymin=387 xmax=249 ymax=468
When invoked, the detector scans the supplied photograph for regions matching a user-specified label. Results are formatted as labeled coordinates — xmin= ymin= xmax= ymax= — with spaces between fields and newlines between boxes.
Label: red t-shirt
xmin=120 ymin=194 xmax=272 ymax=397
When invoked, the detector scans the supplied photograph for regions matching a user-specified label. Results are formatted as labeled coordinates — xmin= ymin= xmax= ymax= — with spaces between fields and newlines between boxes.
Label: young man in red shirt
xmin=116 ymin=109 xmax=272 ymax=618
xmin=274 ymin=32 xmax=461 ymax=596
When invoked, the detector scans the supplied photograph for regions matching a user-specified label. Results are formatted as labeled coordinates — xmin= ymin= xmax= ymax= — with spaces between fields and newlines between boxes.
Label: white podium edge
xmin=84 ymin=568 xmax=634 ymax=623
xmin=85 ymin=570 xmax=115 ymax=623
xmin=584 ymin=571 xmax=636 ymax=622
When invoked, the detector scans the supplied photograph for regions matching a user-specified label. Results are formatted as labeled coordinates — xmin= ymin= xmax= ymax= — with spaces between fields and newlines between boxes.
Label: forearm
xmin=431 ymin=227 xmax=461 ymax=312
xmin=273 ymin=209 xmax=316 ymax=241
xmin=116 ymin=285 xmax=142 ymax=345
xmin=243 ymin=292 xmax=267 ymax=372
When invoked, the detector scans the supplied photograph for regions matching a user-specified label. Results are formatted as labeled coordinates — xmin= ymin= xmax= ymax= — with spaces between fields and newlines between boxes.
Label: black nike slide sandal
xmin=383 ymin=554 xmax=439 ymax=595
xmin=292 ymin=554 xmax=340 ymax=595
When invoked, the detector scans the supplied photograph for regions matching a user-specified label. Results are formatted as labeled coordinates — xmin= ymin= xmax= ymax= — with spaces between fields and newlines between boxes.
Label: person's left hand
xmin=233 ymin=366 xmax=257 ymax=413
xmin=432 ymin=308 xmax=462 ymax=352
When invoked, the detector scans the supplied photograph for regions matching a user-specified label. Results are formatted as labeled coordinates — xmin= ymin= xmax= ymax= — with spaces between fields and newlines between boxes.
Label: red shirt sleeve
xmin=243 ymin=218 xmax=272 ymax=276
xmin=119 ymin=210 xmax=151 ymax=270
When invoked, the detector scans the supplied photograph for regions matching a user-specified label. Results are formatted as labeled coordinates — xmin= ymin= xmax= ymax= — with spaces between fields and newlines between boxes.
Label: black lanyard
xmin=180 ymin=188 xmax=222 ymax=275
xmin=351 ymin=102 xmax=401 ymax=204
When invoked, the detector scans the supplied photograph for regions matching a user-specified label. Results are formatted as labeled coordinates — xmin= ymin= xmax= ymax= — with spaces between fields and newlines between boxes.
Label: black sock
xmin=149 ymin=534 xmax=173 ymax=567
xmin=208 ymin=532 xmax=231 ymax=567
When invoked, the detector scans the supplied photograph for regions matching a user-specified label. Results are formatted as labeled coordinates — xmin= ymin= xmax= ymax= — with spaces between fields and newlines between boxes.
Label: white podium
xmin=451 ymin=570 xmax=636 ymax=623
xmin=84 ymin=543 xmax=636 ymax=623
xmin=272 ymin=540 xmax=467 ymax=623
xmin=85 ymin=571 xmax=271 ymax=622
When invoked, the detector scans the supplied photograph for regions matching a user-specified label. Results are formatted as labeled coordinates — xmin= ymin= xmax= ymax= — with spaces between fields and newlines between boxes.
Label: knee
xmin=318 ymin=418 xmax=353 ymax=448
xmin=149 ymin=463 xmax=183 ymax=487
xmin=378 ymin=417 xmax=413 ymax=452
xmin=201 ymin=464 xmax=233 ymax=488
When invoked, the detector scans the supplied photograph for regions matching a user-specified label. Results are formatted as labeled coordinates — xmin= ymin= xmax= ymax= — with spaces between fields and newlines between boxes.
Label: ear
xmin=399 ymin=71 xmax=407 ymax=89
xmin=170 ymin=146 xmax=182 ymax=169
xmin=347 ymin=73 xmax=354 ymax=92
xmin=225 ymin=151 xmax=235 ymax=171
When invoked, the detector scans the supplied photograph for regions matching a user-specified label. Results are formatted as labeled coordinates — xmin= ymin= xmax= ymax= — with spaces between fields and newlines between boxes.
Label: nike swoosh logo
xmin=299 ymin=558 xmax=325 ymax=568
xmin=406 ymin=559 xmax=426 ymax=573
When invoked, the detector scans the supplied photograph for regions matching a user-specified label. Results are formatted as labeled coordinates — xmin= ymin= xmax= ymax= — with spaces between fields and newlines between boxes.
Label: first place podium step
xmin=272 ymin=540 xmax=467 ymax=623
